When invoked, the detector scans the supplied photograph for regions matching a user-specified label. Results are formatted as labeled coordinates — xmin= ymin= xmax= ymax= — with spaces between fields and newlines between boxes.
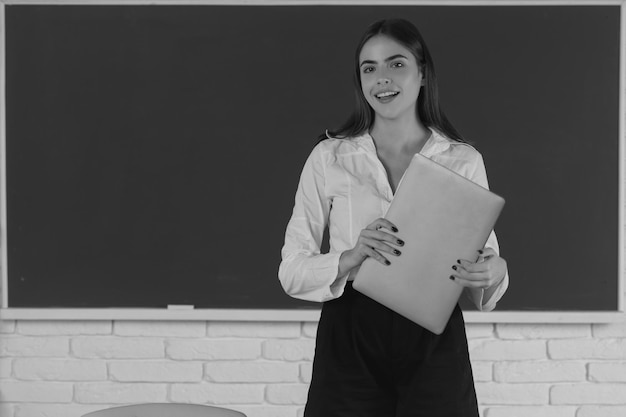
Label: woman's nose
xmin=377 ymin=77 xmax=391 ymax=85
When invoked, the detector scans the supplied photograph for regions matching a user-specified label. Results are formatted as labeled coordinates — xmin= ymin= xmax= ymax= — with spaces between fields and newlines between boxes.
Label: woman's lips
xmin=374 ymin=90 xmax=400 ymax=103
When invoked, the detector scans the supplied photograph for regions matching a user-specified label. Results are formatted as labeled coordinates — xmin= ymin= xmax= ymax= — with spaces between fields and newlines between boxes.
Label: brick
xmin=476 ymin=383 xmax=550 ymax=405
xmin=114 ymin=321 xmax=206 ymax=337
xmin=75 ymin=382 xmax=167 ymax=404
xmin=263 ymin=340 xmax=315 ymax=362
xmin=266 ymin=383 xmax=309 ymax=405
xmin=170 ymin=382 xmax=265 ymax=404
xmin=469 ymin=340 xmax=547 ymax=361
xmin=471 ymin=361 xmax=493 ymax=382
xmin=14 ymin=404 xmax=104 ymax=417
xmin=484 ymin=406 xmax=577 ymax=417
xmin=167 ymin=339 xmax=261 ymax=360
xmin=466 ymin=324 xmax=495 ymax=339
xmin=0 ymin=320 xmax=16 ymax=333
xmin=588 ymin=362 xmax=626 ymax=382
xmin=207 ymin=322 xmax=300 ymax=338
xmin=109 ymin=361 xmax=203 ymax=382
xmin=548 ymin=339 xmax=626 ymax=360
xmin=577 ymin=406 xmax=626 ymax=417
xmin=0 ymin=402 xmax=12 ymax=417
xmin=71 ymin=337 xmax=164 ymax=359
xmin=496 ymin=324 xmax=590 ymax=339
xmin=551 ymin=384 xmax=626 ymax=405
xmin=493 ymin=361 xmax=585 ymax=383
xmin=300 ymin=363 xmax=313 ymax=384
xmin=0 ymin=358 xmax=12 ymax=379
xmin=302 ymin=322 xmax=318 ymax=338
xmin=17 ymin=321 xmax=111 ymax=335
xmin=592 ymin=322 xmax=626 ymax=338
xmin=205 ymin=362 xmax=299 ymax=383
xmin=0 ymin=337 xmax=69 ymax=357
xmin=14 ymin=358 xmax=106 ymax=381
xmin=0 ymin=381 xmax=73 ymax=403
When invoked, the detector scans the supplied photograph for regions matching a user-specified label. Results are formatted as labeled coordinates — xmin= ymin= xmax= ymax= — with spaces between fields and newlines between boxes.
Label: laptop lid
xmin=353 ymin=153 xmax=505 ymax=334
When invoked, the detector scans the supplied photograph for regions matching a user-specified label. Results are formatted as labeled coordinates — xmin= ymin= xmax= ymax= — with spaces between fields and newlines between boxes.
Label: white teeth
xmin=376 ymin=91 xmax=399 ymax=98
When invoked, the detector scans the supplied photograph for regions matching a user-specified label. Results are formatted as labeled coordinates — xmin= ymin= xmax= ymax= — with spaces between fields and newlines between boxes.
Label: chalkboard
xmin=4 ymin=5 xmax=621 ymax=311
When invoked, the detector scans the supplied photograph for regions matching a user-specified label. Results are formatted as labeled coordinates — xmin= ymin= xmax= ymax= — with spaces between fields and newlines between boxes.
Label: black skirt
xmin=304 ymin=281 xmax=479 ymax=417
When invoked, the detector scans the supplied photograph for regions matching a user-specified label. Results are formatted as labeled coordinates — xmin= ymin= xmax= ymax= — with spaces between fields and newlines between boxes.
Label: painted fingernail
xmin=452 ymin=265 xmax=457 ymax=270
xmin=397 ymin=239 xmax=405 ymax=246
xmin=385 ymin=260 xmax=391 ymax=266
xmin=391 ymin=226 xmax=398 ymax=233
xmin=394 ymin=250 xmax=401 ymax=255
xmin=449 ymin=276 xmax=455 ymax=280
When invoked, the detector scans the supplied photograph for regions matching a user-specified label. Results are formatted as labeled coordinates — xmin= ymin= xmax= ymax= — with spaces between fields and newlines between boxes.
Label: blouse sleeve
xmin=464 ymin=151 xmax=510 ymax=311
xmin=278 ymin=143 xmax=346 ymax=303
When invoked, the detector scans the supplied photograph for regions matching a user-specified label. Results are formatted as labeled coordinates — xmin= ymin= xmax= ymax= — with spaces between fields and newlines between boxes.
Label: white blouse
xmin=278 ymin=129 xmax=509 ymax=311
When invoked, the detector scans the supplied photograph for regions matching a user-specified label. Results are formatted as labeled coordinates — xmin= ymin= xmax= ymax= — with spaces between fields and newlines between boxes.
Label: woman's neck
xmin=370 ymin=117 xmax=431 ymax=154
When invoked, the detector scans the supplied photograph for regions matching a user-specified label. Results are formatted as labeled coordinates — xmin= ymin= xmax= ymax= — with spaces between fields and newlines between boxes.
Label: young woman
xmin=279 ymin=18 xmax=509 ymax=417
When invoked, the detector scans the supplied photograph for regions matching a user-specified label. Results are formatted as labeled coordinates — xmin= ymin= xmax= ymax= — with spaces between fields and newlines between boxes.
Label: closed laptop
xmin=353 ymin=153 xmax=505 ymax=334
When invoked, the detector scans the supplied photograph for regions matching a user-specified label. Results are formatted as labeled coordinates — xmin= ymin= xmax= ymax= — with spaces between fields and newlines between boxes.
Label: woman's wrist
xmin=338 ymin=249 xmax=359 ymax=278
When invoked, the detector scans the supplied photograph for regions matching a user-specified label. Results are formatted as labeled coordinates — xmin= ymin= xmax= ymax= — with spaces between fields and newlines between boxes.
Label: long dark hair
xmin=320 ymin=18 xmax=465 ymax=142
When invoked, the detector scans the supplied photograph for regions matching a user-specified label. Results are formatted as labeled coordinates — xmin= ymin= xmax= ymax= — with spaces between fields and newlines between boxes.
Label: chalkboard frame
xmin=0 ymin=0 xmax=624 ymax=323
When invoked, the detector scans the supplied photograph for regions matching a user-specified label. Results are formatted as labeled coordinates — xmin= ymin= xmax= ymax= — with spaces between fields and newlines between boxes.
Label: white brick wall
xmin=0 ymin=320 xmax=625 ymax=417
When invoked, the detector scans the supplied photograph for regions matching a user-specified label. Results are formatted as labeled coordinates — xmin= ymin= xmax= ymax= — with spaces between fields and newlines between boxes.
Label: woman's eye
xmin=391 ymin=61 xmax=404 ymax=68
xmin=362 ymin=66 xmax=375 ymax=74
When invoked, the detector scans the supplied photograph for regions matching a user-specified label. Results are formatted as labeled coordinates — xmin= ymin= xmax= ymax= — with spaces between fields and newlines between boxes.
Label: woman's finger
xmin=361 ymin=236 xmax=402 ymax=256
xmin=451 ymin=258 xmax=505 ymax=289
xmin=359 ymin=243 xmax=392 ymax=266
xmin=451 ymin=264 xmax=495 ymax=287
xmin=362 ymin=229 xmax=405 ymax=247
xmin=450 ymin=274 xmax=491 ymax=289
xmin=455 ymin=259 xmax=490 ymax=274
xmin=480 ymin=247 xmax=498 ymax=257
xmin=462 ymin=247 xmax=497 ymax=264
xmin=366 ymin=218 xmax=399 ymax=233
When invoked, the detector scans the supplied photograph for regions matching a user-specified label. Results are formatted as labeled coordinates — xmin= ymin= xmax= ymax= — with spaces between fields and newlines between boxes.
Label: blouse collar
xmin=355 ymin=128 xmax=453 ymax=158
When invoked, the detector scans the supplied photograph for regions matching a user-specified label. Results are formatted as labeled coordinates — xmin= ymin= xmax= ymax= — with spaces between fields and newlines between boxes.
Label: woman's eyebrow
xmin=359 ymin=54 xmax=409 ymax=67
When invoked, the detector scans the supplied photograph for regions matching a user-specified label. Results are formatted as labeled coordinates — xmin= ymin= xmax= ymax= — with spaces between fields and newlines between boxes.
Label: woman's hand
xmin=338 ymin=218 xmax=404 ymax=277
xmin=450 ymin=247 xmax=507 ymax=290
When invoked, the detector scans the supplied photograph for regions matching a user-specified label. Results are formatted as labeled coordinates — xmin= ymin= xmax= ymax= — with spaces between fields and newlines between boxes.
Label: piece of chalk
xmin=167 ymin=304 xmax=195 ymax=310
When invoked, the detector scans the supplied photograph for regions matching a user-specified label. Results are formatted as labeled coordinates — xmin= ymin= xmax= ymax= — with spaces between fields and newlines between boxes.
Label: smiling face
xmin=359 ymin=34 xmax=424 ymax=123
